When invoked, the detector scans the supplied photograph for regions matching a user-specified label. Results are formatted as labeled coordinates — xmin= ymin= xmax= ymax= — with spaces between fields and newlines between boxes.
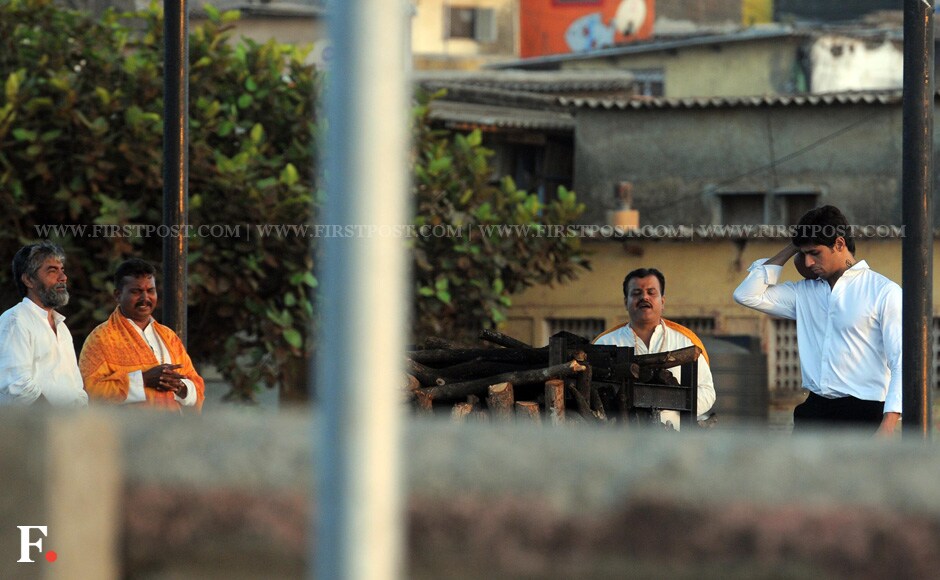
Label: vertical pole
xmin=315 ymin=0 xmax=410 ymax=577
xmin=902 ymin=0 xmax=934 ymax=437
xmin=163 ymin=0 xmax=189 ymax=342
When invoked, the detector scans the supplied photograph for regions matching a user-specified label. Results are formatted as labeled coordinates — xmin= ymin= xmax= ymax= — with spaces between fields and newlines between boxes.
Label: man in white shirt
xmin=0 ymin=241 xmax=88 ymax=407
xmin=79 ymin=258 xmax=204 ymax=411
xmin=593 ymin=267 xmax=716 ymax=429
xmin=733 ymin=205 xmax=902 ymax=435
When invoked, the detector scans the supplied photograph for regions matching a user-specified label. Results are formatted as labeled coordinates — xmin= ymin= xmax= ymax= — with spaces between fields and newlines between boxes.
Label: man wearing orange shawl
xmin=79 ymin=259 xmax=205 ymax=411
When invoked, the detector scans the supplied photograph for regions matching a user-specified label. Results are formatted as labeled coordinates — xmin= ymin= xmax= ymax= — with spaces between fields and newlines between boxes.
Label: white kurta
xmin=0 ymin=298 xmax=88 ymax=407
xmin=594 ymin=320 xmax=716 ymax=428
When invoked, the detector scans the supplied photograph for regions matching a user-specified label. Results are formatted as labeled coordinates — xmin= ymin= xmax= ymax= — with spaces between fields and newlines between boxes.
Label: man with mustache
xmin=733 ymin=205 xmax=901 ymax=435
xmin=79 ymin=258 xmax=204 ymax=411
xmin=0 ymin=241 xmax=88 ymax=406
xmin=593 ymin=267 xmax=715 ymax=429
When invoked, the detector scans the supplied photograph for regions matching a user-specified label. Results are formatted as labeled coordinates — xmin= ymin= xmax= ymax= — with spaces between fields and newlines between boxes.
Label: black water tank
xmin=702 ymin=336 xmax=768 ymax=426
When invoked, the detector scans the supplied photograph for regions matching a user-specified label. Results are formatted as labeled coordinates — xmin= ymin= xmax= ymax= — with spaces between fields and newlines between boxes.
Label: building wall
xmin=559 ymin=36 xmax=804 ymax=98
xmin=572 ymin=101 xmax=906 ymax=225
xmin=505 ymin=236 xmax=928 ymax=348
xmin=809 ymin=35 xmax=903 ymax=92
xmin=188 ymin=15 xmax=328 ymax=66
xmin=412 ymin=0 xmax=517 ymax=64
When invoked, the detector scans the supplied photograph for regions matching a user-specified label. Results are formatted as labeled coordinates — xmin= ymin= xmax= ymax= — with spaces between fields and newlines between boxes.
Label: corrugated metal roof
xmin=428 ymin=101 xmax=574 ymax=131
xmin=560 ymin=90 xmax=905 ymax=110
xmin=414 ymin=70 xmax=638 ymax=94
xmin=489 ymin=27 xmax=801 ymax=70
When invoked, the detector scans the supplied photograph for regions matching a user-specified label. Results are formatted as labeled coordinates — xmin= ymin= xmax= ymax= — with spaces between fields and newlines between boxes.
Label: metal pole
xmin=901 ymin=0 xmax=934 ymax=437
xmin=315 ymin=0 xmax=410 ymax=577
xmin=163 ymin=0 xmax=189 ymax=342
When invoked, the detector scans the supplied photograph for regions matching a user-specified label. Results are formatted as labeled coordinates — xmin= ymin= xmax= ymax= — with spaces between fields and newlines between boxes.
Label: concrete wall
xmin=7 ymin=408 xmax=940 ymax=578
xmin=560 ymin=36 xmax=804 ymax=98
xmin=573 ymin=101 xmax=905 ymax=225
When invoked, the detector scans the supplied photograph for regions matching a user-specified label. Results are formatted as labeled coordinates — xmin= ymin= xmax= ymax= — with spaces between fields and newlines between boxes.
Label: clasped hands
xmin=142 ymin=363 xmax=188 ymax=398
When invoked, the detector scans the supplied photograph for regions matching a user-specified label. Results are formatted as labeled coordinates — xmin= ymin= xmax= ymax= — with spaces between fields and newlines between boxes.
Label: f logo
xmin=17 ymin=526 xmax=51 ymax=563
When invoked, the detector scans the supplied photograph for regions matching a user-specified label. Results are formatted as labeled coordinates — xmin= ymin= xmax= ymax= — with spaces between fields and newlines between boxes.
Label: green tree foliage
xmin=411 ymin=89 xmax=588 ymax=343
xmin=0 ymin=0 xmax=318 ymax=400
xmin=0 ymin=0 xmax=588 ymax=401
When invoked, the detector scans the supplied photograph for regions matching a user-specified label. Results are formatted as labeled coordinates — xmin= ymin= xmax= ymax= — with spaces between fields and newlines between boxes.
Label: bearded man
xmin=0 ymin=241 xmax=88 ymax=406
xmin=79 ymin=258 xmax=204 ymax=411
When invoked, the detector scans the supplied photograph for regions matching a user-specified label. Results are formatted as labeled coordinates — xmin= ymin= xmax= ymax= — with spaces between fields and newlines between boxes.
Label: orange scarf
xmin=79 ymin=307 xmax=205 ymax=411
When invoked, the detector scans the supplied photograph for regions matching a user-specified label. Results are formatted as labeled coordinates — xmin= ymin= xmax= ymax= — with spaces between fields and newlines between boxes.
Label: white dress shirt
xmin=123 ymin=317 xmax=197 ymax=407
xmin=733 ymin=259 xmax=902 ymax=413
xmin=0 ymin=298 xmax=88 ymax=407
xmin=594 ymin=320 xmax=716 ymax=428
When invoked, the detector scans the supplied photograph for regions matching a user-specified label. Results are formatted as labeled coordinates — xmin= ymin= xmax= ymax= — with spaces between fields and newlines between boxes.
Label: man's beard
xmin=38 ymin=283 xmax=69 ymax=308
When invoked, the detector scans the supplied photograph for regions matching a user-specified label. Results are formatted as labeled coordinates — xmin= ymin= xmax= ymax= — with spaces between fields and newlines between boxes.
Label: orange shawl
xmin=79 ymin=307 xmax=205 ymax=411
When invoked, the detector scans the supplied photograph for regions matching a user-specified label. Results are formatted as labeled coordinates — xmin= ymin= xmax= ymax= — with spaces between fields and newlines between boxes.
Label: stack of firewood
xmin=404 ymin=329 xmax=702 ymax=427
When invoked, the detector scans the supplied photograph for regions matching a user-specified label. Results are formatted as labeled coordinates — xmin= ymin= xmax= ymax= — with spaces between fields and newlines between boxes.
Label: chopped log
xmin=515 ymin=401 xmax=541 ymax=423
xmin=414 ymin=389 xmax=433 ymax=415
xmin=408 ymin=347 xmax=549 ymax=367
xmin=486 ymin=382 xmax=515 ymax=421
xmin=406 ymin=358 xmax=444 ymax=387
xmin=424 ymin=336 xmax=461 ymax=350
xmin=565 ymin=383 xmax=598 ymax=423
xmin=575 ymin=360 xmax=592 ymax=402
xmin=545 ymin=379 xmax=565 ymax=426
xmin=403 ymin=374 xmax=421 ymax=401
xmin=451 ymin=402 xmax=473 ymax=422
xmin=466 ymin=395 xmax=481 ymax=408
xmin=419 ymin=360 xmax=586 ymax=402
xmin=590 ymin=384 xmax=607 ymax=421
xmin=479 ymin=329 xmax=533 ymax=349
xmin=434 ymin=358 xmax=539 ymax=381
xmin=634 ymin=346 xmax=700 ymax=369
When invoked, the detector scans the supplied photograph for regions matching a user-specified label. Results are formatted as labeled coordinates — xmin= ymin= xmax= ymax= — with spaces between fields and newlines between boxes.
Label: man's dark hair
xmin=12 ymin=241 xmax=66 ymax=297
xmin=114 ymin=258 xmax=157 ymax=291
xmin=791 ymin=205 xmax=856 ymax=254
xmin=623 ymin=267 xmax=666 ymax=298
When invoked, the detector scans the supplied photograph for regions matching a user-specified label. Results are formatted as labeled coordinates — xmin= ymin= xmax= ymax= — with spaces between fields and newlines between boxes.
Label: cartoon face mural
xmin=564 ymin=12 xmax=615 ymax=52
xmin=521 ymin=0 xmax=655 ymax=57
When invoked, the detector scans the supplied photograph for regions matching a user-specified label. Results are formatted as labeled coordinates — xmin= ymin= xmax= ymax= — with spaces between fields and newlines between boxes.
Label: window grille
xmin=768 ymin=318 xmax=801 ymax=392
xmin=669 ymin=317 xmax=715 ymax=337
xmin=546 ymin=318 xmax=607 ymax=342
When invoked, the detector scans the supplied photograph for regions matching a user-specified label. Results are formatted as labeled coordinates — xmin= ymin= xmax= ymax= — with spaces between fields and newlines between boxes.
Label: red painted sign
xmin=521 ymin=0 xmax=655 ymax=58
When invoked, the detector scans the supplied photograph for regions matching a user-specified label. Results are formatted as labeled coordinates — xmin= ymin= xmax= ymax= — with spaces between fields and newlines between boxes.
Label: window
xmin=444 ymin=6 xmax=497 ymax=42
xmin=717 ymin=192 xmax=766 ymax=225
xmin=774 ymin=189 xmax=820 ymax=225
xmin=546 ymin=318 xmax=607 ymax=342
xmin=630 ymin=69 xmax=664 ymax=97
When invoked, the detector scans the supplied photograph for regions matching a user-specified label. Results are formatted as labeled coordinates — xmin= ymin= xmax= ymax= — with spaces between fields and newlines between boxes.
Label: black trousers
xmin=793 ymin=391 xmax=884 ymax=431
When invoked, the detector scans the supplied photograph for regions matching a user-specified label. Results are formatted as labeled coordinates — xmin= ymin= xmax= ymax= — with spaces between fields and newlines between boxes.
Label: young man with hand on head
xmin=733 ymin=205 xmax=901 ymax=435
